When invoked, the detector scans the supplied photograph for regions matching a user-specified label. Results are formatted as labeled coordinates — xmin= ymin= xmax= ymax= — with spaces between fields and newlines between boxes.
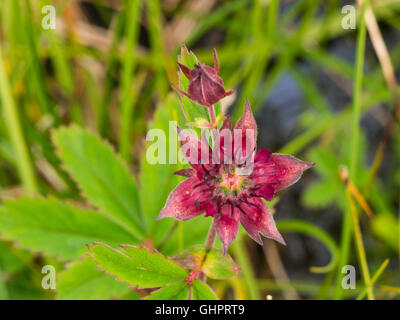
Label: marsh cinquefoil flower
xmin=174 ymin=48 xmax=234 ymax=107
xmin=157 ymin=100 xmax=314 ymax=252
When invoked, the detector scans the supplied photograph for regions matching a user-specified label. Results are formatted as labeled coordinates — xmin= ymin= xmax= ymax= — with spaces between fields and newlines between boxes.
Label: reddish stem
xmin=204 ymin=219 xmax=217 ymax=250
xmin=208 ymin=105 xmax=217 ymax=127
xmin=186 ymin=268 xmax=200 ymax=284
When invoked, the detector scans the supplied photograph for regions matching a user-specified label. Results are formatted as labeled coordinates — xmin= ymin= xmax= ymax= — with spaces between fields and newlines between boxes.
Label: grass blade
xmin=119 ymin=0 xmax=143 ymax=162
xmin=357 ymin=258 xmax=389 ymax=300
xmin=335 ymin=0 xmax=370 ymax=300
xmin=0 ymin=45 xmax=38 ymax=195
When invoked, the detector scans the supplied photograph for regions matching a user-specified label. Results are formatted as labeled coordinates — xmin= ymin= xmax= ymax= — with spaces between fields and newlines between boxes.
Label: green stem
xmin=119 ymin=0 xmax=142 ymax=162
xmin=232 ymin=236 xmax=260 ymax=299
xmin=357 ymin=258 xmax=389 ymax=300
xmin=334 ymin=200 xmax=352 ymax=299
xmin=0 ymin=45 xmax=38 ymax=195
xmin=350 ymin=3 xmax=367 ymax=178
xmin=147 ymin=0 xmax=168 ymax=97
xmin=277 ymin=220 xmax=339 ymax=274
xmin=99 ymin=2 xmax=126 ymax=137
xmin=198 ymin=220 xmax=216 ymax=282
xmin=178 ymin=221 xmax=184 ymax=253
xmin=208 ymin=105 xmax=219 ymax=146
xmin=348 ymin=191 xmax=374 ymax=300
xmin=335 ymin=1 xmax=369 ymax=299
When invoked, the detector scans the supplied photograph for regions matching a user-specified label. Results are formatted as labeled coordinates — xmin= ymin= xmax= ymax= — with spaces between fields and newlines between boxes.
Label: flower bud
xmin=174 ymin=48 xmax=234 ymax=107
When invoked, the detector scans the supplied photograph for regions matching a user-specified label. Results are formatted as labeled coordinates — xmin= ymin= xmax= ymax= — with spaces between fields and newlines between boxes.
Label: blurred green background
xmin=0 ymin=0 xmax=399 ymax=300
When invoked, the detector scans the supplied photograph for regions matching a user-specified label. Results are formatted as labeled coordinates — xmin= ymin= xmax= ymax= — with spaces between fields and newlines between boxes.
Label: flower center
xmin=213 ymin=165 xmax=249 ymax=200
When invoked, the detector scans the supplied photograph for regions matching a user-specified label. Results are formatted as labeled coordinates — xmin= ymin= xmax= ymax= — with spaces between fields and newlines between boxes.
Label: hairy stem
xmin=204 ymin=220 xmax=217 ymax=250
xmin=208 ymin=105 xmax=217 ymax=126
xmin=198 ymin=220 xmax=216 ymax=281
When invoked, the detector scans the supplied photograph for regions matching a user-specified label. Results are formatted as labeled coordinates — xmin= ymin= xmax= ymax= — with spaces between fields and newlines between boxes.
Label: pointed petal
xmin=223 ymin=90 xmax=235 ymax=98
xmin=177 ymin=63 xmax=192 ymax=80
xmin=254 ymin=148 xmax=271 ymax=163
xmin=270 ymin=153 xmax=314 ymax=191
xmin=220 ymin=117 xmax=232 ymax=131
xmin=215 ymin=204 xmax=239 ymax=253
xmin=170 ymin=83 xmax=190 ymax=99
xmin=233 ymin=99 xmax=257 ymax=162
xmin=174 ymin=168 xmax=196 ymax=177
xmin=177 ymin=127 xmax=212 ymax=172
xmin=251 ymin=160 xmax=281 ymax=186
xmin=216 ymin=119 xmax=233 ymax=164
xmin=213 ymin=48 xmax=219 ymax=74
xmin=157 ymin=177 xmax=216 ymax=221
xmin=239 ymin=198 xmax=285 ymax=245
xmin=251 ymin=153 xmax=313 ymax=193
xmin=254 ymin=184 xmax=275 ymax=201
xmin=200 ymin=130 xmax=210 ymax=147
xmin=234 ymin=99 xmax=257 ymax=141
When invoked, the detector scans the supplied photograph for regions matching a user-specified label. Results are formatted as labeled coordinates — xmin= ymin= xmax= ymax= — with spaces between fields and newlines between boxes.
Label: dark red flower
xmin=157 ymin=101 xmax=314 ymax=252
xmin=173 ymin=48 xmax=234 ymax=107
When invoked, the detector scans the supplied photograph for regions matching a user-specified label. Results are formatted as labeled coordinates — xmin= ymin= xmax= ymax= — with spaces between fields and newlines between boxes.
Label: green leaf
xmin=309 ymin=147 xmax=340 ymax=180
xmin=0 ymin=268 xmax=8 ymax=300
xmin=0 ymin=197 xmax=136 ymax=260
xmin=140 ymin=94 xmax=185 ymax=239
xmin=191 ymin=280 xmax=218 ymax=300
xmin=371 ymin=214 xmax=399 ymax=251
xmin=88 ymin=243 xmax=188 ymax=288
xmin=57 ymin=257 xmax=131 ymax=300
xmin=176 ymin=245 xmax=239 ymax=280
xmin=52 ymin=126 xmax=144 ymax=239
xmin=0 ymin=241 xmax=28 ymax=273
xmin=144 ymin=281 xmax=189 ymax=300
xmin=120 ymin=290 xmax=141 ymax=300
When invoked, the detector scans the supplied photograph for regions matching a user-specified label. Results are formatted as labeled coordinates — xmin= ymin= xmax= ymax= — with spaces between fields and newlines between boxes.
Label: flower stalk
xmin=204 ymin=220 xmax=217 ymax=251
xmin=208 ymin=106 xmax=217 ymax=128
xmin=198 ymin=220 xmax=217 ymax=282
